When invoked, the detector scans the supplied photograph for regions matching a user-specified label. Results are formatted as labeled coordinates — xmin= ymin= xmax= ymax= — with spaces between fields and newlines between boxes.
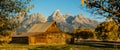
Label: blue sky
xmin=29 ymin=0 xmax=105 ymax=22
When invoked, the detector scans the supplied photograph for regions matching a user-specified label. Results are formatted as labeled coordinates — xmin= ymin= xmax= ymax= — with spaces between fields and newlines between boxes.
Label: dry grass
xmin=0 ymin=44 xmax=120 ymax=50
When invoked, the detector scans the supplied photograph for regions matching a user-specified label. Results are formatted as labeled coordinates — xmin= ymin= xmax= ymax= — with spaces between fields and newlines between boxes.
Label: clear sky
xmin=29 ymin=0 xmax=105 ymax=22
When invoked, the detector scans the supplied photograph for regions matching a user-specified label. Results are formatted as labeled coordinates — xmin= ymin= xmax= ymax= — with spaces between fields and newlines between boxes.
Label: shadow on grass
xmin=73 ymin=40 xmax=120 ymax=48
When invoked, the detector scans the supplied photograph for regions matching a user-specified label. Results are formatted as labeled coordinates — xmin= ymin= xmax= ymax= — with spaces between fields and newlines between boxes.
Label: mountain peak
xmin=48 ymin=9 xmax=65 ymax=22
xmin=77 ymin=14 xmax=85 ymax=18
xmin=52 ymin=9 xmax=62 ymax=16
xmin=56 ymin=9 xmax=60 ymax=11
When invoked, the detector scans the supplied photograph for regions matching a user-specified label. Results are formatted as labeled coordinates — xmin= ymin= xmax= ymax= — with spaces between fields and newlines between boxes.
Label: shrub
xmin=73 ymin=27 xmax=96 ymax=39
xmin=0 ymin=30 xmax=12 ymax=45
xmin=95 ymin=21 xmax=119 ymax=40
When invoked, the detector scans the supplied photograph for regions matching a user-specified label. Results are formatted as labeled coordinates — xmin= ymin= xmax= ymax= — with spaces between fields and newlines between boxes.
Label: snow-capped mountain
xmin=16 ymin=9 xmax=98 ymax=33
xmin=48 ymin=9 xmax=66 ymax=22
xmin=48 ymin=9 xmax=73 ymax=32
xmin=16 ymin=13 xmax=47 ymax=33
xmin=64 ymin=14 xmax=74 ymax=24
xmin=48 ymin=9 xmax=98 ymax=32
xmin=72 ymin=14 xmax=98 ymax=29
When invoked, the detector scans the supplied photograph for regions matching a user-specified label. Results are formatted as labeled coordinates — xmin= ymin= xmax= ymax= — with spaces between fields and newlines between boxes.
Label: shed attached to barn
xmin=12 ymin=22 xmax=71 ymax=45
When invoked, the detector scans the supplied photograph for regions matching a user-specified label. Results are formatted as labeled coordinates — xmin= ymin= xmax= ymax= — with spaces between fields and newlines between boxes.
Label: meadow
xmin=0 ymin=40 xmax=120 ymax=50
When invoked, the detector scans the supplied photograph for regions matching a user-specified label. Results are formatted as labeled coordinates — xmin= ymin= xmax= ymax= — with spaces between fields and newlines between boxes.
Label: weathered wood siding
xmin=29 ymin=32 xmax=67 ymax=45
xmin=46 ymin=23 xmax=61 ymax=33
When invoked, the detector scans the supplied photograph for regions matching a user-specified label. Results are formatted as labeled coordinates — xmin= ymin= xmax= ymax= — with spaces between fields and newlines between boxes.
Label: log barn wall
xmin=12 ymin=22 xmax=71 ymax=45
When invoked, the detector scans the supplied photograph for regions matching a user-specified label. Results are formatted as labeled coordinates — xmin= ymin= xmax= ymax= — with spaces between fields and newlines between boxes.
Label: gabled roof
xmin=13 ymin=21 xmax=57 ymax=37
xmin=13 ymin=32 xmax=44 ymax=37
xmin=27 ymin=21 xmax=55 ymax=32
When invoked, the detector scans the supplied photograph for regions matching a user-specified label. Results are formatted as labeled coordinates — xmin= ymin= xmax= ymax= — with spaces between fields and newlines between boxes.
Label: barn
xmin=12 ymin=22 xmax=71 ymax=45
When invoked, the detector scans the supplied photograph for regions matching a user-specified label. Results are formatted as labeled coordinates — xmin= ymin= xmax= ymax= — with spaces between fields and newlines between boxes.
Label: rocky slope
xmin=16 ymin=13 xmax=47 ymax=33
xmin=16 ymin=9 xmax=99 ymax=33
xmin=47 ymin=9 xmax=98 ymax=32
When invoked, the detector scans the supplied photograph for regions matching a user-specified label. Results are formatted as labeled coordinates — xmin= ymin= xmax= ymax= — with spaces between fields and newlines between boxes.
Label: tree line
xmin=72 ymin=21 xmax=120 ymax=41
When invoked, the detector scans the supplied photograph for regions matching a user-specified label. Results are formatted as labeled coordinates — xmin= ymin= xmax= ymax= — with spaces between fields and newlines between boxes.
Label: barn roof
xmin=27 ymin=21 xmax=55 ymax=32
xmin=12 ymin=32 xmax=44 ymax=37
xmin=13 ymin=21 xmax=57 ymax=37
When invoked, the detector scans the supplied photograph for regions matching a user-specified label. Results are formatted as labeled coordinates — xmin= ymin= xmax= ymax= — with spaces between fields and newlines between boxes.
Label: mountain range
xmin=15 ymin=9 xmax=99 ymax=33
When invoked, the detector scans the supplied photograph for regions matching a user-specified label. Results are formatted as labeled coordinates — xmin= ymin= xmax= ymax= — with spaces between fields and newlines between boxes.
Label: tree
xmin=81 ymin=0 xmax=120 ymax=40
xmin=73 ymin=27 xmax=96 ymax=40
xmin=82 ymin=0 xmax=120 ymax=23
xmin=95 ymin=21 xmax=119 ymax=40
xmin=0 ymin=0 xmax=33 ymax=44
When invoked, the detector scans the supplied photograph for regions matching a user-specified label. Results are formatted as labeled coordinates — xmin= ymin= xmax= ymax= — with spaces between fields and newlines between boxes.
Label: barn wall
xmin=29 ymin=34 xmax=48 ymax=45
xmin=29 ymin=32 xmax=67 ymax=45
xmin=11 ymin=37 xmax=28 ymax=44
xmin=46 ymin=23 xmax=61 ymax=33
xmin=29 ymin=36 xmax=35 ymax=45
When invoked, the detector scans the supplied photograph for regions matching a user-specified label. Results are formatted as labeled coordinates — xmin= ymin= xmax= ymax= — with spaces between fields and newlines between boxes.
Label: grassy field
xmin=0 ymin=43 xmax=120 ymax=50
xmin=0 ymin=40 xmax=120 ymax=50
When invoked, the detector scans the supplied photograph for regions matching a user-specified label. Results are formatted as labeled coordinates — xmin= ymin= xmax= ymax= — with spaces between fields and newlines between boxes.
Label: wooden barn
xmin=12 ymin=22 xmax=71 ymax=45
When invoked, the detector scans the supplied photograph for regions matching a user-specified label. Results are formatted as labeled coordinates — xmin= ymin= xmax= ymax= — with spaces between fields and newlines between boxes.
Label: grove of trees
xmin=74 ymin=0 xmax=120 ymax=41
xmin=95 ymin=21 xmax=119 ymax=40
xmin=73 ymin=27 xmax=96 ymax=40
xmin=73 ymin=21 xmax=120 ymax=41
